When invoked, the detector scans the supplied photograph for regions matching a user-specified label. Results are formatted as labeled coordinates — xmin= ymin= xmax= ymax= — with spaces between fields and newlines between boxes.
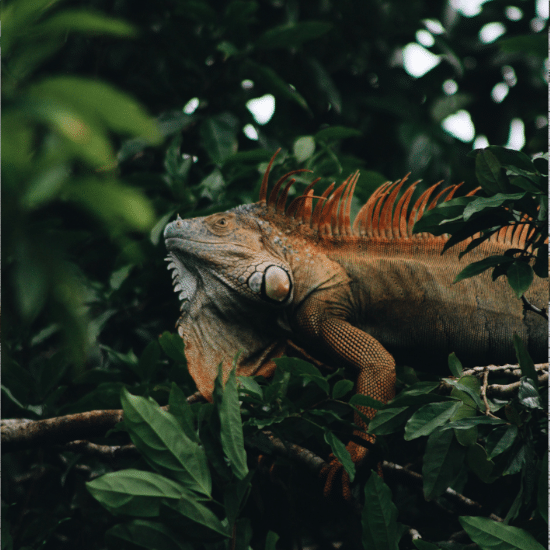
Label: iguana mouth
xmin=165 ymin=253 xmax=196 ymax=312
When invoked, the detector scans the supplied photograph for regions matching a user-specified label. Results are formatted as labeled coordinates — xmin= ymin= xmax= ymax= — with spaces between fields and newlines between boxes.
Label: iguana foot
xmin=319 ymin=455 xmax=352 ymax=500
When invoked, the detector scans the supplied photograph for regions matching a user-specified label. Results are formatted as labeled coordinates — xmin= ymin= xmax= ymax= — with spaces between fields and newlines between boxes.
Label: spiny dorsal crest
xmin=258 ymin=149 xmax=534 ymax=248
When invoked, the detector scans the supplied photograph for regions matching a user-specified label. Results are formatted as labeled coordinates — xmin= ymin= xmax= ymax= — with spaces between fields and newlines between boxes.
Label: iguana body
xmin=164 ymin=152 xmax=547 ymax=494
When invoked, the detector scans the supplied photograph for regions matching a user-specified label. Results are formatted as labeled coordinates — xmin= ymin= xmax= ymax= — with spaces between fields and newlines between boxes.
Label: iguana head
xmin=164 ymin=209 xmax=294 ymax=311
xmin=163 ymin=196 xmax=300 ymax=400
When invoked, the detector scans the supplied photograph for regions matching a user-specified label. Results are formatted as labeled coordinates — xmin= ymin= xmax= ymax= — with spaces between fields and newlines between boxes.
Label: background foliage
xmin=2 ymin=0 xmax=547 ymax=549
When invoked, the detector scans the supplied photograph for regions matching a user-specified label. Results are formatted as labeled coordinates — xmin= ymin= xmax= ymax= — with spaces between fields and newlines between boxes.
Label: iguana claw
xmin=320 ymin=455 xmax=352 ymax=500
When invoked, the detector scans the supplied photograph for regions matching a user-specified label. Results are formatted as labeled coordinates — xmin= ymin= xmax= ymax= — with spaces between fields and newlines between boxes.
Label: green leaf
xmin=506 ymin=261 xmax=533 ymax=298
xmin=404 ymin=401 xmax=461 ymax=440
xmin=466 ymin=444 xmax=496 ymax=483
xmin=159 ymin=332 xmax=187 ymax=363
xmin=199 ymin=169 xmax=225 ymax=202
xmin=454 ymin=255 xmax=513 ymax=284
xmin=199 ymin=113 xmax=239 ymax=165
xmin=28 ymin=77 xmax=161 ymax=142
xmin=315 ymin=126 xmax=362 ymax=144
xmin=217 ymin=366 xmax=249 ymax=480
xmin=475 ymin=149 xmax=510 ymax=194
xmin=162 ymin=496 xmax=230 ymax=539
xmin=422 ymin=429 xmax=465 ymax=500
xmin=449 ymin=375 xmax=482 ymax=409
xmin=35 ymin=10 xmax=137 ymax=38
xmin=448 ymin=352 xmax=463 ymax=377
xmin=274 ymin=357 xmax=329 ymax=394
xmin=168 ymin=383 xmax=198 ymax=443
xmin=64 ymin=178 xmax=155 ymax=232
xmin=486 ymin=425 xmax=518 ymax=459
xmin=332 ymin=379 xmax=354 ymax=399
xmin=459 ymin=516 xmax=545 ymax=550
xmin=513 ymin=335 xmax=539 ymax=388
xmin=518 ymin=378 xmax=542 ymax=410
xmin=324 ymin=431 xmax=355 ymax=483
xmin=238 ymin=376 xmax=264 ymax=400
xmin=369 ymin=407 xmax=411 ymax=435
xmin=121 ymin=389 xmax=211 ymax=496
xmin=106 ymin=520 xmax=192 ymax=550
xmin=293 ymin=136 xmax=315 ymax=163
xmin=361 ymin=472 xmax=401 ymax=550
xmin=348 ymin=393 xmax=385 ymax=409
xmin=463 ymin=193 xmax=526 ymax=221
xmin=444 ymin=416 xmax=505 ymax=430
xmin=257 ymin=21 xmax=332 ymax=49
xmin=86 ymin=469 xmax=184 ymax=516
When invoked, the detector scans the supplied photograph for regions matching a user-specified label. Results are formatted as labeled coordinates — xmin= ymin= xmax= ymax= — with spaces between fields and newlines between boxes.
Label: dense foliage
xmin=2 ymin=0 xmax=547 ymax=549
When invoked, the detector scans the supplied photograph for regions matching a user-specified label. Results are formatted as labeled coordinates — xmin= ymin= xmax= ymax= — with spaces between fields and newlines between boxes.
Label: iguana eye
xmin=205 ymin=213 xmax=235 ymax=235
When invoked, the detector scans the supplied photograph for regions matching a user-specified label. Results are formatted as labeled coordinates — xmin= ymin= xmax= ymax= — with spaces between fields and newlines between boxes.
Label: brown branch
xmin=2 ymin=410 xmax=124 ymax=454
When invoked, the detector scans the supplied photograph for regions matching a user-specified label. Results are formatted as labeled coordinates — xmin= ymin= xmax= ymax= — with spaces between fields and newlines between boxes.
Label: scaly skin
xmin=163 ymin=153 xmax=547 ymax=498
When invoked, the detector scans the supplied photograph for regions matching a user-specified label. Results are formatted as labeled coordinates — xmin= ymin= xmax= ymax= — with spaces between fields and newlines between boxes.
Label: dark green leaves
xmin=121 ymin=389 xmax=212 ymax=496
xmin=361 ymin=473 xmax=402 ymax=550
xmin=200 ymin=113 xmax=239 ymax=165
xmin=257 ymin=22 xmax=332 ymax=49
xmin=459 ymin=516 xmax=545 ymax=550
xmin=216 ymin=366 xmax=249 ymax=480
xmin=86 ymin=469 xmax=185 ymax=516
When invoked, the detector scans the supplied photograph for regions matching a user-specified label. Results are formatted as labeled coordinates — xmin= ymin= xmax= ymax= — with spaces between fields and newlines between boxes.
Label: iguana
xmin=164 ymin=151 xmax=547 ymax=496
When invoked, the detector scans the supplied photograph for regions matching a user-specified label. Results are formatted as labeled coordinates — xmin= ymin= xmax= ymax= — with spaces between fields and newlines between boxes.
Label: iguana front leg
xmin=295 ymin=301 xmax=396 ymax=498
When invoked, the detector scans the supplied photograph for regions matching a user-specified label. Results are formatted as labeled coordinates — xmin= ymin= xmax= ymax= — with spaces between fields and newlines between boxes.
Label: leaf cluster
xmin=414 ymin=146 xmax=548 ymax=299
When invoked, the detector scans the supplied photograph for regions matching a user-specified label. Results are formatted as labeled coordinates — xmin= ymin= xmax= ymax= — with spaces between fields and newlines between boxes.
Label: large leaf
xmin=486 ymin=425 xmax=518 ymax=459
xmin=506 ymin=261 xmax=533 ymax=299
xmin=35 ymin=9 xmax=136 ymax=38
xmin=422 ymin=429 xmax=465 ymax=500
xmin=86 ymin=469 xmax=184 ymax=516
xmin=369 ymin=407 xmax=411 ymax=435
xmin=459 ymin=516 xmax=545 ymax=550
xmin=475 ymin=149 xmax=511 ymax=194
xmin=454 ymin=255 xmax=513 ymax=284
xmin=361 ymin=472 xmax=401 ymax=550
xmin=27 ymin=77 xmax=161 ymax=142
xmin=404 ymin=401 xmax=460 ymax=440
xmin=121 ymin=389 xmax=211 ymax=496
xmin=217 ymin=366 xmax=249 ymax=480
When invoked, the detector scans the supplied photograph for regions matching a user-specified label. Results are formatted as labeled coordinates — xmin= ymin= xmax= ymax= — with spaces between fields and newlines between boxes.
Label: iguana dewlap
xmin=164 ymin=152 xmax=547 ymax=493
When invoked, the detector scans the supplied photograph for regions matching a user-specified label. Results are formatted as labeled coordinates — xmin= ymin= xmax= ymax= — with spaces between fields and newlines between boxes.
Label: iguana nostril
xmin=264 ymin=265 xmax=290 ymax=302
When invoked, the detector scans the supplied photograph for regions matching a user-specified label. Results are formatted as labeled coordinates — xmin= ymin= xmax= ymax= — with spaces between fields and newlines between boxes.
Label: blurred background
xmin=1 ymin=0 xmax=548 ymax=544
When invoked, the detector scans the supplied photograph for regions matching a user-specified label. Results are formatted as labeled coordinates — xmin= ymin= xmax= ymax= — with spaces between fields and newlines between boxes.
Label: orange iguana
xmin=164 ymin=151 xmax=547 ymax=495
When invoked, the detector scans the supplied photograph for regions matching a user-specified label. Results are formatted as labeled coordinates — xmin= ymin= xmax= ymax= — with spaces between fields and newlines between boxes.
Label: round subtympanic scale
xmin=264 ymin=266 xmax=290 ymax=301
